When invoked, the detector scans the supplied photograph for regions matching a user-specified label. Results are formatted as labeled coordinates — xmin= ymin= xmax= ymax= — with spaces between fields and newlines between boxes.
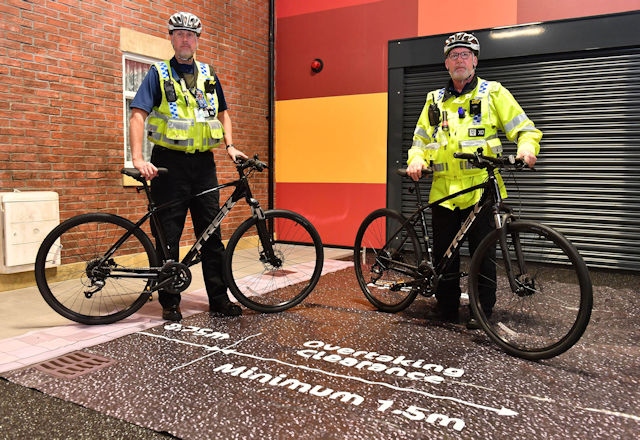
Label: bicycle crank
xmin=158 ymin=261 xmax=192 ymax=295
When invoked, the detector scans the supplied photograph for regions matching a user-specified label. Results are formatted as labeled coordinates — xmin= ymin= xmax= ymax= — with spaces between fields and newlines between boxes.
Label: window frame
xmin=122 ymin=52 xmax=160 ymax=168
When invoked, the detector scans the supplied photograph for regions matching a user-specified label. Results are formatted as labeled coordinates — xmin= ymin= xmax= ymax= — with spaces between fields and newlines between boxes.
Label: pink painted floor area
xmin=0 ymin=258 xmax=353 ymax=373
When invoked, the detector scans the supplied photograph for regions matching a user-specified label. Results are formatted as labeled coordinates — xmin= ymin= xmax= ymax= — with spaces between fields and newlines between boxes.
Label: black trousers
xmin=150 ymin=146 xmax=227 ymax=308
xmin=431 ymin=203 xmax=496 ymax=314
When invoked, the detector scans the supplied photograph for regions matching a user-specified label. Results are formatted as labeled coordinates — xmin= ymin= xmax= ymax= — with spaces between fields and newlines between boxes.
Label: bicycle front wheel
xmin=224 ymin=210 xmax=324 ymax=313
xmin=469 ymin=220 xmax=593 ymax=360
xmin=354 ymin=209 xmax=422 ymax=313
xmin=34 ymin=213 xmax=159 ymax=325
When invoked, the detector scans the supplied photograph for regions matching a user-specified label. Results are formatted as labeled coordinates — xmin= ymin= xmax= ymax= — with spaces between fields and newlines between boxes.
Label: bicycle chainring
xmin=158 ymin=262 xmax=192 ymax=295
xmin=417 ymin=261 xmax=437 ymax=297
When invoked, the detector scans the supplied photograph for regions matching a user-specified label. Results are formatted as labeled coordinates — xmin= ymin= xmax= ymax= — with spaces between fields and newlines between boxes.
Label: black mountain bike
xmin=353 ymin=151 xmax=592 ymax=360
xmin=35 ymin=156 xmax=324 ymax=325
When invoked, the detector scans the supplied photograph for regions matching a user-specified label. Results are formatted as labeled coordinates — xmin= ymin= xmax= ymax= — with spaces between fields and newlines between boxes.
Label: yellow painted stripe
xmin=275 ymin=93 xmax=387 ymax=184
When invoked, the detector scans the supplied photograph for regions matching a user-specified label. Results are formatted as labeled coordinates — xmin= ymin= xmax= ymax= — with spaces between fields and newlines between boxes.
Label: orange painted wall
xmin=274 ymin=0 xmax=640 ymax=247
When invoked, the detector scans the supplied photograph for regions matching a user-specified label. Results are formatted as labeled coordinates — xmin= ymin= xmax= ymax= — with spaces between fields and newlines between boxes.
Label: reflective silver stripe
xmin=412 ymin=138 xmax=428 ymax=149
xmin=203 ymin=137 xmax=219 ymax=147
xmin=432 ymin=163 xmax=448 ymax=172
xmin=518 ymin=124 xmax=538 ymax=133
xmin=504 ymin=113 xmax=529 ymax=133
xmin=460 ymin=161 xmax=474 ymax=170
xmin=414 ymin=126 xmax=429 ymax=138
xmin=459 ymin=140 xmax=486 ymax=148
xmin=148 ymin=132 xmax=193 ymax=148
xmin=149 ymin=111 xmax=169 ymax=122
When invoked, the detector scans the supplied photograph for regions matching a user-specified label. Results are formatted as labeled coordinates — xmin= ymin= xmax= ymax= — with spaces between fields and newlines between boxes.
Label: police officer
xmin=406 ymin=32 xmax=541 ymax=329
xmin=130 ymin=12 xmax=247 ymax=321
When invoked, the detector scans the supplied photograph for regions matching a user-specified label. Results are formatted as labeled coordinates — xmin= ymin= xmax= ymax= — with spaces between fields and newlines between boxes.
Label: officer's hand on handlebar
xmin=226 ymin=144 xmax=248 ymax=163
xmin=516 ymin=151 xmax=537 ymax=168
xmin=406 ymin=161 xmax=427 ymax=181
xmin=133 ymin=158 xmax=158 ymax=180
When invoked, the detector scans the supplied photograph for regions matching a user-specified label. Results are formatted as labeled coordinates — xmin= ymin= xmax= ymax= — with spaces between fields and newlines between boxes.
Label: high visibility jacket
xmin=146 ymin=60 xmax=224 ymax=153
xmin=408 ymin=76 xmax=542 ymax=210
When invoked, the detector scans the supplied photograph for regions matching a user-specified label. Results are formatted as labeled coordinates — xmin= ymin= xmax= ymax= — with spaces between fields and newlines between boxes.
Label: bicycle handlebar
xmin=396 ymin=168 xmax=432 ymax=178
xmin=453 ymin=151 xmax=527 ymax=170
xmin=235 ymin=155 xmax=268 ymax=172
xmin=121 ymin=154 xmax=267 ymax=184
xmin=121 ymin=167 xmax=169 ymax=183
xmin=396 ymin=151 xmax=528 ymax=179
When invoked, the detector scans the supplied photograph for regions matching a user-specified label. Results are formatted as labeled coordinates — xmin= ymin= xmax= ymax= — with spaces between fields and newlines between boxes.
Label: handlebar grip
xmin=396 ymin=168 xmax=432 ymax=177
xmin=235 ymin=155 xmax=268 ymax=172
xmin=121 ymin=167 xmax=169 ymax=182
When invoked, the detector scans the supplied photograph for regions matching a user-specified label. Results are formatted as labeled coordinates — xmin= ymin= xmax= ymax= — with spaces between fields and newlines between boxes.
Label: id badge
xmin=196 ymin=108 xmax=207 ymax=122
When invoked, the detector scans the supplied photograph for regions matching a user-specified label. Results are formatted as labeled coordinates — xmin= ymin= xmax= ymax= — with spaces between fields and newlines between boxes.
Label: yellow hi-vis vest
xmin=146 ymin=60 xmax=224 ymax=153
xmin=408 ymin=77 xmax=542 ymax=210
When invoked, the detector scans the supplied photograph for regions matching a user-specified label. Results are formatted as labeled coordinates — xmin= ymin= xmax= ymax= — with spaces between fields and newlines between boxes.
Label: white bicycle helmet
xmin=444 ymin=32 xmax=480 ymax=56
xmin=168 ymin=12 xmax=202 ymax=36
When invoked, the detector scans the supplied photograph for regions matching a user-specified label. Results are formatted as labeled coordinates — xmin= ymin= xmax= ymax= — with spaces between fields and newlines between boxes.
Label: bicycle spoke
xmin=470 ymin=221 xmax=592 ymax=359
xmin=354 ymin=209 xmax=421 ymax=312
xmin=35 ymin=214 xmax=157 ymax=324
xmin=224 ymin=210 xmax=323 ymax=313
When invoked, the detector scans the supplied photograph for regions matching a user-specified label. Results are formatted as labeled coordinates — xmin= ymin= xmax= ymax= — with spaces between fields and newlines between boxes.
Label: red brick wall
xmin=0 ymin=0 xmax=270 ymax=246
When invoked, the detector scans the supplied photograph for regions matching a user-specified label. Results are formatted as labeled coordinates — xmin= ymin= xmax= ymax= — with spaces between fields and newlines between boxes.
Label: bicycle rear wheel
xmin=354 ymin=209 xmax=422 ymax=312
xmin=34 ymin=213 xmax=159 ymax=325
xmin=468 ymin=220 xmax=593 ymax=360
xmin=224 ymin=210 xmax=324 ymax=313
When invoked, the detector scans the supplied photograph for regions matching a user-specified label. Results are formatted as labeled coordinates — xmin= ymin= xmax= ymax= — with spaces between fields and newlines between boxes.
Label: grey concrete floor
xmin=1 ymin=263 xmax=639 ymax=439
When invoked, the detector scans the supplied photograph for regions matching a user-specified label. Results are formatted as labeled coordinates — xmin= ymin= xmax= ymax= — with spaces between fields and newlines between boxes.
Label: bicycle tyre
xmin=223 ymin=209 xmax=324 ymax=313
xmin=354 ymin=208 xmax=422 ymax=313
xmin=468 ymin=220 xmax=593 ymax=360
xmin=34 ymin=213 xmax=159 ymax=325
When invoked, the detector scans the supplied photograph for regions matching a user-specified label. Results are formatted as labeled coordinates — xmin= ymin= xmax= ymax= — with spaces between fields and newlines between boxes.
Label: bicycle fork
xmin=495 ymin=213 xmax=536 ymax=297
xmin=254 ymin=207 xmax=282 ymax=268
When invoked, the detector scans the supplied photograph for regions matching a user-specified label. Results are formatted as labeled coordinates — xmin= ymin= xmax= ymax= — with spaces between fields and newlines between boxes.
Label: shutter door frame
xmin=387 ymin=11 xmax=640 ymax=272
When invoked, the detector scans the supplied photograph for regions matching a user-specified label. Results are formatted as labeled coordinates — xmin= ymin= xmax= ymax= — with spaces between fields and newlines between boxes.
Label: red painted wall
xmin=276 ymin=0 xmax=418 ymax=100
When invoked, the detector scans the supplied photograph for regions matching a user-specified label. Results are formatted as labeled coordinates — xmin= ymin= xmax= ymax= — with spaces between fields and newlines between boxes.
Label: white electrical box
xmin=0 ymin=191 xmax=60 ymax=274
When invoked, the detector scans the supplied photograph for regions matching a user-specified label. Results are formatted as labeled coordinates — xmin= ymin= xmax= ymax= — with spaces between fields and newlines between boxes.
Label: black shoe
xmin=162 ymin=306 xmax=182 ymax=322
xmin=425 ymin=307 xmax=459 ymax=324
xmin=210 ymin=301 xmax=242 ymax=317
xmin=466 ymin=310 xmax=491 ymax=330
xmin=466 ymin=317 xmax=482 ymax=330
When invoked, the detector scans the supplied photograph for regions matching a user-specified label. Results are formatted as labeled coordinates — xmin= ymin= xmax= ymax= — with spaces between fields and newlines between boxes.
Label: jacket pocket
xmin=165 ymin=119 xmax=193 ymax=141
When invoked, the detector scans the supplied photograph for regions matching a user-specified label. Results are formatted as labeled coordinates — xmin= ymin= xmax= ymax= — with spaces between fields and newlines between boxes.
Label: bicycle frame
xmin=397 ymin=159 xmax=517 ymax=287
xmin=97 ymin=159 xmax=274 ymax=293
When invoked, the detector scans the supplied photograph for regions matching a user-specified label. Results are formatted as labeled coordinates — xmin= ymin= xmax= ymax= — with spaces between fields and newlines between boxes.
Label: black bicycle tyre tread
xmin=223 ymin=209 xmax=324 ymax=313
xmin=353 ymin=208 xmax=422 ymax=313
xmin=34 ymin=213 xmax=158 ymax=325
xmin=469 ymin=220 xmax=593 ymax=360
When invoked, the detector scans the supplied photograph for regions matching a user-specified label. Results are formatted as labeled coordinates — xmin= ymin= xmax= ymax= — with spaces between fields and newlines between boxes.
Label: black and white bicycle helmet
xmin=444 ymin=32 xmax=480 ymax=56
xmin=168 ymin=12 xmax=202 ymax=36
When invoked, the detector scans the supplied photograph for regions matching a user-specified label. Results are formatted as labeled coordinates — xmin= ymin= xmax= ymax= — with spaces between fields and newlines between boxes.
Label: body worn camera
xmin=164 ymin=81 xmax=177 ymax=102
xmin=428 ymin=102 xmax=440 ymax=127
